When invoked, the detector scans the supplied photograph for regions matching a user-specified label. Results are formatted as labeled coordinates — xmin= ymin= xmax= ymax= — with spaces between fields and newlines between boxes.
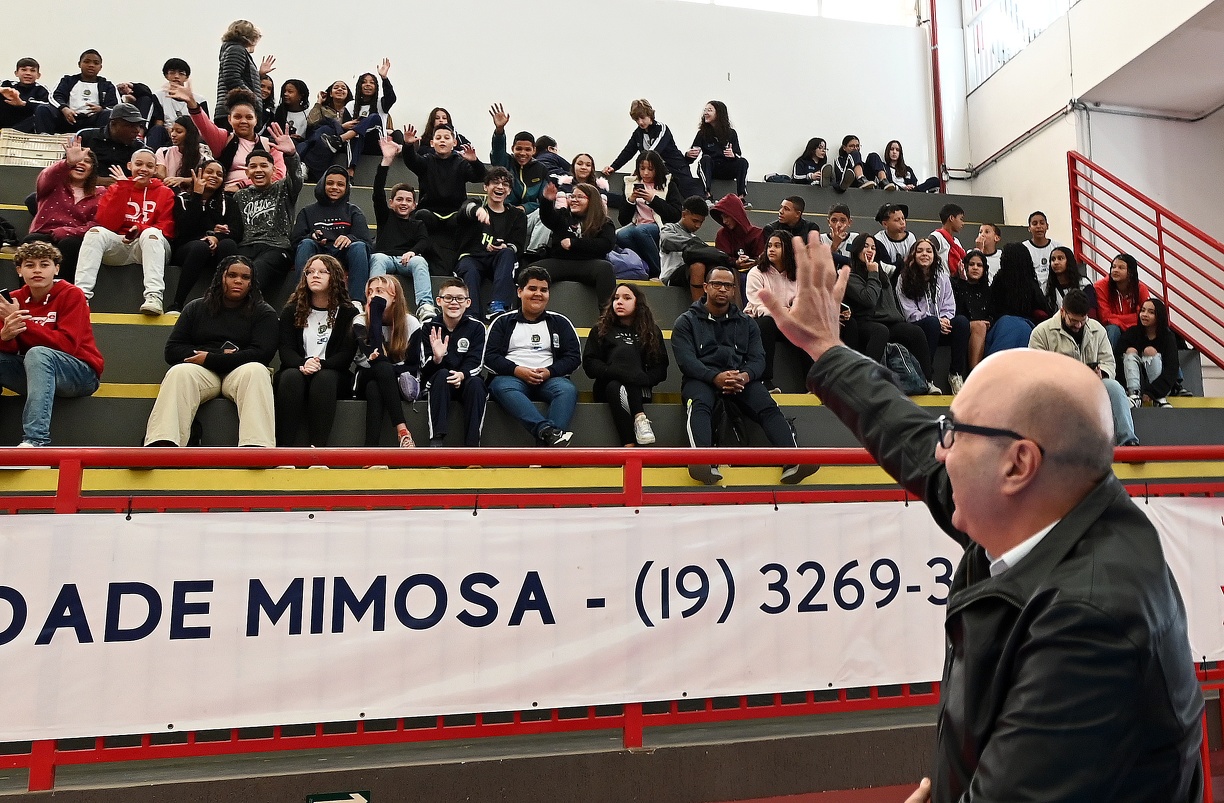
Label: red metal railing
xmin=2 ymin=446 xmax=1223 ymax=793
xmin=1068 ymin=151 xmax=1224 ymax=370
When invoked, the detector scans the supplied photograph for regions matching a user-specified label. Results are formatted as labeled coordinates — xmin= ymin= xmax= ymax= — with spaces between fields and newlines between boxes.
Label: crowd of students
xmin=0 ymin=23 xmax=1187 ymax=464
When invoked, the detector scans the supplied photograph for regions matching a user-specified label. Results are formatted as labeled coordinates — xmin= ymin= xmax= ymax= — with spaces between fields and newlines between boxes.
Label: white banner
xmin=0 ymin=498 xmax=1221 ymax=742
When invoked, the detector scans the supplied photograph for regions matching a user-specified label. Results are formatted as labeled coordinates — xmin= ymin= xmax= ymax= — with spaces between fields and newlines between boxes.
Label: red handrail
xmin=1067 ymin=151 xmax=1224 ymax=370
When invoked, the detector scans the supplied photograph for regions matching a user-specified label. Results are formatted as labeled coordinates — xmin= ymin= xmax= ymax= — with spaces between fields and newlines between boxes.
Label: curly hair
xmin=698 ymin=100 xmax=733 ymax=146
xmin=286 ymin=254 xmax=351 ymax=329
xmin=898 ymin=240 xmax=943 ymax=302
xmin=221 ymin=20 xmax=261 ymax=46
xmin=225 ymin=87 xmax=259 ymax=116
xmin=205 ymin=255 xmax=263 ymax=316
xmin=595 ymin=283 xmax=664 ymax=363
xmin=14 ymin=241 xmax=62 ymax=266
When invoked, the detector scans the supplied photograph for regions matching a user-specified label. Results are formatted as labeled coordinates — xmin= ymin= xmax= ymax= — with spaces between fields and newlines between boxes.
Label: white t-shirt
xmin=303 ymin=308 xmax=332 ymax=360
xmin=69 ymin=80 xmax=100 ymax=114
xmin=820 ymin=232 xmax=856 ymax=260
xmin=506 ymin=319 xmax=554 ymax=369
xmin=1024 ymin=239 xmax=1062 ymax=287
xmin=283 ymin=109 xmax=310 ymax=139
xmin=982 ymin=249 xmax=1002 ymax=282
xmin=156 ymin=85 xmax=208 ymax=123
xmin=875 ymin=230 xmax=915 ymax=268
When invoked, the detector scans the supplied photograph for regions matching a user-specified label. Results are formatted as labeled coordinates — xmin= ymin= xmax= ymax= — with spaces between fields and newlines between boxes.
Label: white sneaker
xmin=140 ymin=295 xmax=163 ymax=316
xmin=415 ymin=301 xmax=439 ymax=322
xmin=948 ymin=373 xmax=964 ymax=395
xmin=927 ymin=381 xmax=943 ymax=395
xmin=633 ymin=415 xmax=656 ymax=445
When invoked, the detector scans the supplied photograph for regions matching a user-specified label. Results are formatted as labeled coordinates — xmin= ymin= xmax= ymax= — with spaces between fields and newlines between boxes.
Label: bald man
xmin=758 ymin=235 xmax=1203 ymax=803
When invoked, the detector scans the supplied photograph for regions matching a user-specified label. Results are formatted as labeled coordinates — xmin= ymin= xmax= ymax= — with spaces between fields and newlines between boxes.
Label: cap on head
xmin=110 ymin=103 xmax=144 ymax=123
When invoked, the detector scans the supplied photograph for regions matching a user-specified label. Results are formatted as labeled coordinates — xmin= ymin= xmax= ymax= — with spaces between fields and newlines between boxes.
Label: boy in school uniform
xmin=417 ymin=277 xmax=487 ymax=447
xmin=928 ymin=203 xmax=966 ymax=276
xmin=0 ymin=57 xmax=50 ymax=132
xmin=370 ymin=135 xmax=437 ymax=322
xmin=36 ymin=50 xmax=118 ymax=134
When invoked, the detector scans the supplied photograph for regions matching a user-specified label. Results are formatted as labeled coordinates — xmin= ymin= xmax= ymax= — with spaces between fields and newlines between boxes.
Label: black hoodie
xmin=290 ymin=166 xmax=372 ymax=246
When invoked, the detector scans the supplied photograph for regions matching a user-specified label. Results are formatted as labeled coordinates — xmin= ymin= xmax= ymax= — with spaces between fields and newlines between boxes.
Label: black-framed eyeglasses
xmin=936 ymin=414 xmax=1045 ymax=456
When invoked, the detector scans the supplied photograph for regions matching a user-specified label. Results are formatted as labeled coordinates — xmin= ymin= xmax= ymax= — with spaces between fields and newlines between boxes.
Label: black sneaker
xmin=781 ymin=464 xmax=820 ymax=485
xmin=538 ymin=425 xmax=573 ymax=447
xmin=321 ymin=133 xmax=343 ymax=153
xmin=1172 ymin=383 xmax=1194 ymax=397
xmin=429 ymin=437 xmax=446 ymax=447
xmin=688 ymin=464 xmax=723 ymax=485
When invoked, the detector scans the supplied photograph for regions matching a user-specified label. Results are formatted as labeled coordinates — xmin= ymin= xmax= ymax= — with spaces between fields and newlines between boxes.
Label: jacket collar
xmin=948 ymin=474 xmax=1125 ymax=614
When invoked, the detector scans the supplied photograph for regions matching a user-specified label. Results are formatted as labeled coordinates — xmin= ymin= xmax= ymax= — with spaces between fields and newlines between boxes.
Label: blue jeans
xmin=455 ymin=249 xmax=517 ymax=312
xmin=489 ymin=374 xmax=577 ymax=439
xmin=370 ymin=253 xmax=432 ymax=305
xmin=1105 ymin=324 xmax=1124 ymax=351
xmin=984 ymin=315 xmax=1036 ymax=355
xmin=294 ymin=239 xmax=371 ymax=302
xmin=615 ymin=223 xmax=660 ymax=278
xmin=0 ymin=346 xmax=100 ymax=445
xmin=1103 ymin=377 xmax=1139 ymax=446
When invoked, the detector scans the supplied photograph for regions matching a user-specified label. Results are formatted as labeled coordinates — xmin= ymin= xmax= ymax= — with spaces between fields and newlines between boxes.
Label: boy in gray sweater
xmin=234 ymin=123 xmax=303 ymax=295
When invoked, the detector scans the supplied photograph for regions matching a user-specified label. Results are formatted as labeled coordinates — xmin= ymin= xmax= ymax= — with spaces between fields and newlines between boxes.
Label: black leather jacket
xmin=808 ymin=346 xmax=1203 ymax=802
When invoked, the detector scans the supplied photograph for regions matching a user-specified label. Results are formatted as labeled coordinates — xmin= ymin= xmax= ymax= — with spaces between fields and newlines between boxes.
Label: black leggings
xmin=172 ymin=238 xmax=239 ymax=308
xmin=274 ymin=367 xmax=346 ymax=446
xmin=600 ymin=379 xmax=647 ymax=445
xmin=359 ymin=361 xmax=406 ymax=446
xmin=843 ymin=318 xmax=889 ymax=363
xmin=236 ymin=243 xmax=291 ymax=296
xmin=886 ymin=321 xmax=934 ymax=379
xmin=531 ymin=258 xmax=616 ymax=310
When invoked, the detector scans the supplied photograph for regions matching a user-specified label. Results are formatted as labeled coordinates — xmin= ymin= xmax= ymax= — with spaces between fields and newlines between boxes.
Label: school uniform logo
xmin=531 ymin=334 xmax=542 ymax=346
xmin=552 ymin=333 xmax=560 ymax=349
xmin=456 ymin=338 xmax=470 ymax=353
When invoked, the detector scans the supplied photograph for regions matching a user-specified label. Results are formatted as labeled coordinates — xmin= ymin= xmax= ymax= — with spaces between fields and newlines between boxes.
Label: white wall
xmin=9 ymin=0 xmax=935 ymax=180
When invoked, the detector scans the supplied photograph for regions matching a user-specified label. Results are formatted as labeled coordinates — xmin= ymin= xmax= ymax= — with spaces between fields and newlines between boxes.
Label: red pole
xmin=622 ymin=702 xmax=644 ymax=749
xmin=1200 ymin=710 xmax=1212 ymax=803
xmin=928 ymin=0 xmax=948 ymax=193
xmin=27 ymin=740 xmax=55 ymax=791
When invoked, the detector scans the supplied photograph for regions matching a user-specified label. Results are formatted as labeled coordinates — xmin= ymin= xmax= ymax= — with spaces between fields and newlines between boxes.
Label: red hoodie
xmin=94 ymin=177 xmax=176 ymax=240
xmin=711 ymin=193 xmax=763 ymax=261
xmin=0 ymin=280 xmax=104 ymax=377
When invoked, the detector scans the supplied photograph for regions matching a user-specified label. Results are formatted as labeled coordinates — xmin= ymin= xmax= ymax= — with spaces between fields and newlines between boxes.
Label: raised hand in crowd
xmin=459 ymin=143 xmax=478 ymax=162
xmin=489 ymin=103 xmax=509 ymax=134
xmin=378 ymin=134 xmax=401 ymax=161
xmin=259 ymin=55 xmax=276 ymax=76
xmin=63 ymin=137 xmax=89 ymax=166
xmin=266 ymin=123 xmax=296 ymax=154
xmin=377 ymin=58 xmax=391 ymax=78
xmin=402 ymin=125 xmax=419 ymax=146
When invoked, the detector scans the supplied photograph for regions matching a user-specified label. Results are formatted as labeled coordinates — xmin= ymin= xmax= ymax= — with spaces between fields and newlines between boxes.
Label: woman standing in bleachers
xmin=274 ymin=254 xmax=357 ymax=447
xmin=215 ymin=20 xmax=273 ymax=130
xmin=168 ymin=160 xmax=243 ymax=313
xmin=582 ymin=284 xmax=668 ymax=447
xmin=25 ymin=139 xmax=103 ymax=284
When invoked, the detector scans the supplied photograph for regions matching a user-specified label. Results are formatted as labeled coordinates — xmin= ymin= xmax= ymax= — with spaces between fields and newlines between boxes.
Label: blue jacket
xmin=50 ymin=74 xmax=118 ymax=111
xmin=671 ymin=299 xmax=765 ymax=384
xmin=484 ymin=309 xmax=581 ymax=378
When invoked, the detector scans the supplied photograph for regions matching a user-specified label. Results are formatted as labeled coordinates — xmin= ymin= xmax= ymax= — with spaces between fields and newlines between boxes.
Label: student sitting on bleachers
xmin=557 ymin=153 xmax=611 ymax=208
xmin=534 ymin=136 xmax=571 ymax=177
xmin=24 ymin=139 xmax=103 ymax=283
xmin=973 ymin=222 xmax=1003 ymax=280
xmin=272 ymin=79 xmax=310 ymax=150
xmin=489 ymin=104 xmax=550 ymax=253
xmin=485 ymin=266 xmax=581 ymax=448
xmin=761 ymin=196 xmax=820 ymax=244
xmin=928 ymin=203 xmax=966 ymax=277
xmin=710 ymin=193 xmax=763 ymax=280
xmin=370 ymin=136 xmax=437 ymax=322
xmin=76 ymin=148 xmax=175 ymax=316
xmin=0 ymin=242 xmax=103 ymax=447
xmin=821 ymin=203 xmax=857 ymax=267
xmin=417 ymin=107 xmax=471 ymax=156
xmin=401 ymin=123 xmax=486 ymax=215
xmin=36 ymin=50 xmax=116 ymax=135
xmin=535 ymin=182 xmax=617 ymax=310
xmin=660 ymin=196 xmax=719 ymax=299
xmin=843 ymin=234 xmax=935 ymax=391
xmin=872 ymin=202 xmax=914 ymax=272
xmin=0 ymin=57 xmax=50 ymax=133
xmin=343 ymin=61 xmax=397 ymax=164
xmin=672 ymin=265 xmax=817 ymax=486
xmin=1022 ymin=210 xmax=1062 ymax=287
xmin=1119 ymin=297 xmax=1178 ymax=409
xmin=144 ymin=255 xmax=278 ymax=447
xmin=417 ymin=278 xmax=487 ymax=448
xmin=215 ymin=20 xmax=272 ymax=129
xmin=864 ymin=140 xmax=940 ymax=193
xmin=291 ymin=166 xmax=373 ymax=303
xmin=1044 ymin=245 xmax=1094 ymax=316
xmin=832 ymin=135 xmax=874 ymax=191
xmin=154 ymin=116 xmax=212 ymax=189
xmin=895 ymin=239 xmax=970 ymax=394
xmin=603 ymin=98 xmax=704 ymax=200
xmin=985 ymin=242 xmax=1053 ymax=355
xmin=1092 ymin=252 xmax=1151 ymax=350
xmin=274 ymin=254 xmax=357 ymax=447
xmin=615 ymin=150 xmax=682 ymax=279
xmin=258 ymin=76 xmax=276 ymax=135
xmin=449 ymin=167 xmax=525 ymax=320
xmin=178 ymin=85 xmax=284 ymax=192
xmin=354 ymin=275 xmax=422 ymax=449
xmin=75 ymin=102 xmax=146 ymax=176
xmin=582 ymin=283 xmax=668 ymax=447
xmin=687 ymin=100 xmax=750 ymax=207
xmin=952 ymin=249 xmax=991 ymax=373
xmin=790 ymin=137 xmax=832 ymax=187
xmin=231 ymin=127 xmax=303 ymax=295
xmin=149 ymin=58 xmax=207 ymax=149
xmin=168 ymin=160 xmax=243 ymax=313
xmin=302 ymin=80 xmax=369 ymax=177
xmin=743 ymin=232 xmax=812 ymax=392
